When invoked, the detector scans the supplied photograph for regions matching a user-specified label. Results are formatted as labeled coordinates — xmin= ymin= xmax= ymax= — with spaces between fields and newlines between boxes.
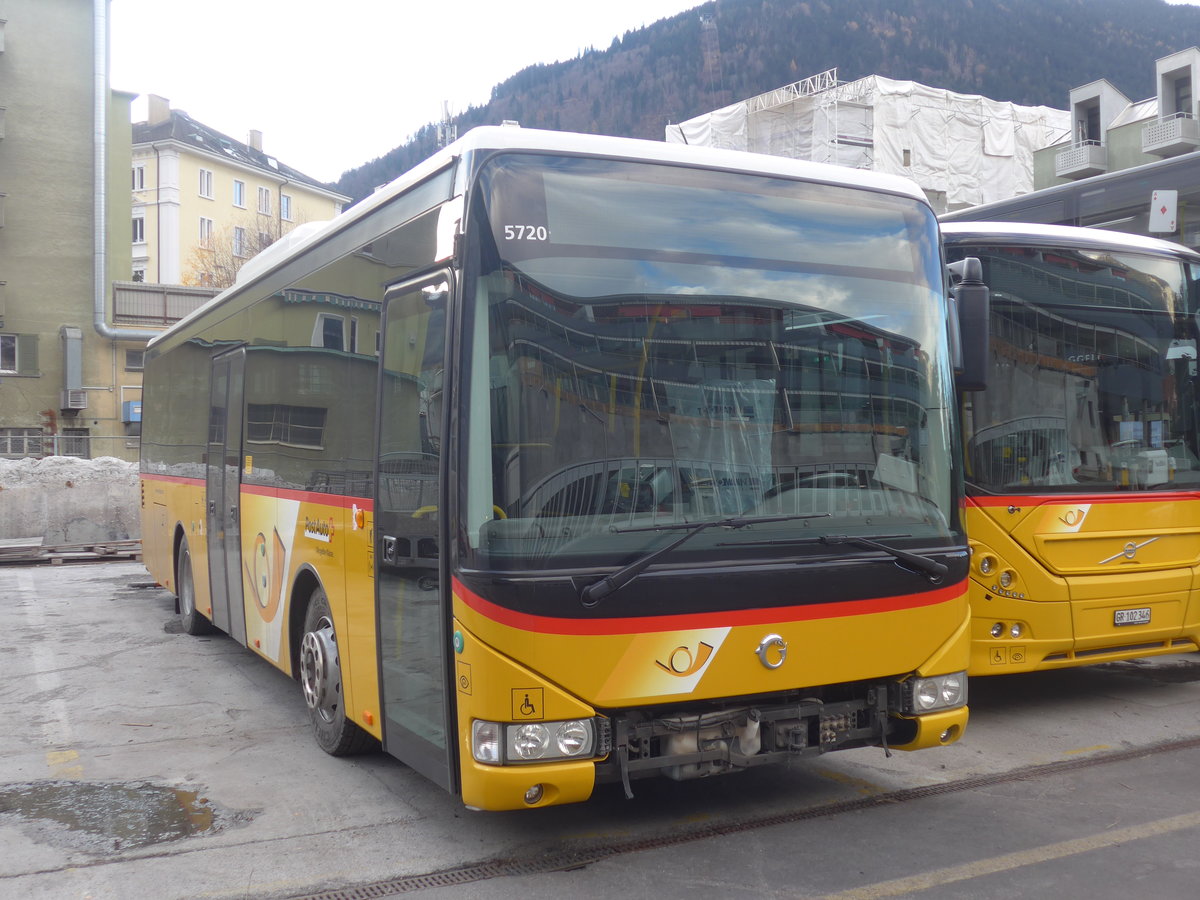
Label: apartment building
xmin=945 ymin=47 xmax=1200 ymax=251
xmin=132 ymin=96 xmax=349 ymax=288
xmin=0 ymin=0 xmax=149 ymax=461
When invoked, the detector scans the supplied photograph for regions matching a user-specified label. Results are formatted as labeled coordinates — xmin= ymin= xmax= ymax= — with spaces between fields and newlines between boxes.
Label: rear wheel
xmin=177 ymin=538 xmax=215 ymax=636
xmin=299 ymin=587 xmax=375 ymax=755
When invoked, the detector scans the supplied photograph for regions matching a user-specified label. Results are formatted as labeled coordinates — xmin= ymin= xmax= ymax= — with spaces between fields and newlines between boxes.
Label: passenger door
xmin=205 ymin=347 xmax=248 ymax=644
xmin=375 ymin=272 xmax=455 ymax=791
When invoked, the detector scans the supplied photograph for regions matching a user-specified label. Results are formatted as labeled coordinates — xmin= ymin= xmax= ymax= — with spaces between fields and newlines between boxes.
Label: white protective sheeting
xmin=667 ymin=75 xmax=1070 ymax=211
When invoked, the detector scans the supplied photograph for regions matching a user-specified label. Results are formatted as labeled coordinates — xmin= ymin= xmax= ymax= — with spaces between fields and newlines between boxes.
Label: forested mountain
xmin=335 ymin=0 xmax=1200 ymax=203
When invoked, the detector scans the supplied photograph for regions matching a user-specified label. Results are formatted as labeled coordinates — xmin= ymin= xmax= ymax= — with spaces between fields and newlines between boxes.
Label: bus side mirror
xmin=947 ymin=257 xmax=989 ymax=392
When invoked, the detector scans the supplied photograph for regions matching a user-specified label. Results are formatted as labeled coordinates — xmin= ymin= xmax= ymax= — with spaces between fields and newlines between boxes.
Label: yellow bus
xmin=942 ymin=221 xmax=1200 ymax=675
xmin=141 ymin=126 xmax=972 ymax=810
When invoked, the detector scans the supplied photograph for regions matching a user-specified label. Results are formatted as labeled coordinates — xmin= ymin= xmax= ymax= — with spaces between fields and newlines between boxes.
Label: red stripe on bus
xmin=241 ymin=483 xmax=373 ymax=509
xmin=968 ymin=492 xmax=1198 ymax=508
xmin=452 ymin=576 xmax=964 ymax=636
xmin=140 ymin=473 xmax=203 ymax=486
xmin=140 ymin=474 xmax=374 ymax=510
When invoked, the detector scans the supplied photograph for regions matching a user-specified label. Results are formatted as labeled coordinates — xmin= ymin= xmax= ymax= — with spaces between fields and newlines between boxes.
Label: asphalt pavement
xmin=3 ymin=561 xmax=1199 ymax=899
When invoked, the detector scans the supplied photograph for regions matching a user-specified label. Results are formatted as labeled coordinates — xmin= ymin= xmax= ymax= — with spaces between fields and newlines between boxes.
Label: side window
xmin=0 ymin=334 xmax=16 ymax=373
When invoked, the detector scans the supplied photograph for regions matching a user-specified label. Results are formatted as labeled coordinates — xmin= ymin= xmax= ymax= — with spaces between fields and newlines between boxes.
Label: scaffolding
xmin=667 ymin=70 xmax=1070 ymax=213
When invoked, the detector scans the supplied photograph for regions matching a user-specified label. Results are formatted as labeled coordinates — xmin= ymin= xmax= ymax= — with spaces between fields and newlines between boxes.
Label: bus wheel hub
xmin=300 ymin=622 xmax=339 ymax=719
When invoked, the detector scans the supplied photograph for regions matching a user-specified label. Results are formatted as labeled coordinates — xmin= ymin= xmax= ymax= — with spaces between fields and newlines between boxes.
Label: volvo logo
xmin=755 ymin=634 xmax=787 ymax=669
xmin=1098 ymin=537 xmax=1159 ymax=565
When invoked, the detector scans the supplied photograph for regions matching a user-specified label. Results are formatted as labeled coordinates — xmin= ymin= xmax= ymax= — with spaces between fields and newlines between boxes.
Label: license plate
xmin=1114 ymin=607 xmax=1151 ymax=626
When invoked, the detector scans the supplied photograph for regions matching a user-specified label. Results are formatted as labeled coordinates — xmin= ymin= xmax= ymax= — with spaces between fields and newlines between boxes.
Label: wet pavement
xmin=2 ymin=561 xmax=1199 ymax=899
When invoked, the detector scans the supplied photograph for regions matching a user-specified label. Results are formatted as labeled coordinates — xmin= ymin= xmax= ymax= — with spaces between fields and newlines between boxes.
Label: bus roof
xmin=941 ymin=220 xmax=1200 ymax=261
xmin=151 ymin=126 xmax=932 ymax=348
xmin=378 ymin=124 xmax=930 ymax=205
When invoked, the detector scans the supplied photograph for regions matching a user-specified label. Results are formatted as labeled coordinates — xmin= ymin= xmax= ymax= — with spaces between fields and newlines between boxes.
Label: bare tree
xmin=183 ymin=211 xmax=308 ymax=290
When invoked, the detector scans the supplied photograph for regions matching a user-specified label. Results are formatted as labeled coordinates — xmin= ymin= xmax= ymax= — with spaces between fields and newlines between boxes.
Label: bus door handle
xmin=208 ymin=500 xmax=216 ymax=516
xmin=382 ymin=535 xmax=398 ymax=564
xmin=230 ymin=504 xmax=238 ymax=520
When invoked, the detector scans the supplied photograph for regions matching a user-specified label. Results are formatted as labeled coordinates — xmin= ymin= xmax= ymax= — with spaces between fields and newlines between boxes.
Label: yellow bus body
xmin=144 ymin=470 xmax=970 ymax=810
xmin=451 ymin=578 xmax=969 ymax=809
xmin=966 ymin=494 xmax=1200 ymax=675
xmin=143 ymin=475 xmax=385 ymax=741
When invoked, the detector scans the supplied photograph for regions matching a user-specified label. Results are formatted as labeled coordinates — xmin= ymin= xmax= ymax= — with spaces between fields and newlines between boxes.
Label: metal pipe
xmin=93 ymin=0 xmax=152 ymax=343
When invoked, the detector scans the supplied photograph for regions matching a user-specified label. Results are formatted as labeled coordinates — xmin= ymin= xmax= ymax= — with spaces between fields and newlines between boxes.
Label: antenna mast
xmin=437 ymin=101 xmax=457 ymax=149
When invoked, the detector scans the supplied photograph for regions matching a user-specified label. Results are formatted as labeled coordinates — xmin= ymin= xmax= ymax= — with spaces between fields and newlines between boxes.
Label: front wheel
xmin=299 ymin=587 xmax=375 ymax=755
xmin=177 ymin=538 xmax=215 ymax=636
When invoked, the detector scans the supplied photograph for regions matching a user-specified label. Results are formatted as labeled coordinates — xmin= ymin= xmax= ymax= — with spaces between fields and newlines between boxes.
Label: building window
xmin=132 ymin=165 xmax=145 ymax=190
xmin=258 ymin=231 xmax=272 ymax=252
xmin=199 ymin=217 xmax=214 ymax=248
xmin=132 ymin=268 xmax=146 ymax=283
xmin=0 ymin=334 xmax=15 ymax=373
xmin=233 ymin=179 xmax=246 ymax=208
xmin=258 ymin=186 xmax=271 ymax=215
xmin=59 ymin=428 xmax=90 ymax=459
xmin=1175 ymin=76 xmax=1193 ymax=117
xmin=232 ymin=226 xmax=246 ymax=257
xmin=313 ymin=313 xmax=344 ymax=350
xmin=126 ymin=349 xmax=145 ymax=370
xmin=199 ymin=168 xmax=214 ymax=199
xmin=0 ymin=427 xmax=43 ymax=458
xmin=281 ymin=194 xmax=293 ymax=221
xmin=132 ymin=216 xmax=145 ymax=243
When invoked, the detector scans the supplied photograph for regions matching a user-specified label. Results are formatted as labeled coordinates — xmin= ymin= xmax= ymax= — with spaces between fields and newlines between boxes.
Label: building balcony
xmin=112 ymin=281 xmax=217 ymax=327
xmin=1142 ymin=114 xmax=1200 ymax=157
xmin=1055 ymin=141 xmax=1108 ymax=179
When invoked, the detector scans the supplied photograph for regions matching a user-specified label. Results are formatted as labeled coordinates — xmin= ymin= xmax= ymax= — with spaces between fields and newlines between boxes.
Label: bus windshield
xmin=950 ymin=242 xmax=1200 ymax=494
xmin=461 ymin=153 xmax=958 ymax=571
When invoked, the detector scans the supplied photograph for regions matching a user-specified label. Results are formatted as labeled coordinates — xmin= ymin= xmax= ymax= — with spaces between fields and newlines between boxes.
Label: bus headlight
xmin=512 ymin=723 xmax=551 ymax=760
xmin=472 ymin=720 xmax=501 ymax=763
xmin=472 ymin=718 xmax=597 ymax=764
xmin=900 ymin=672 xmax=968 ymax=714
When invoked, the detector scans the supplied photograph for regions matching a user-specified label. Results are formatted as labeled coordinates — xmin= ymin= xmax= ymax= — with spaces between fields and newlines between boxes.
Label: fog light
xmin=524 ymin=784 xmax=544 ymax=805
xmin=999 ymin=570 xmax=1014 ymax=589
xmin=1010 ymin=623 xmax=1023 ymax=638
xmin=990 ymin=622 xmax=1004 ymax=638
xmin=979 ymin=555 xmax=995 ymax=575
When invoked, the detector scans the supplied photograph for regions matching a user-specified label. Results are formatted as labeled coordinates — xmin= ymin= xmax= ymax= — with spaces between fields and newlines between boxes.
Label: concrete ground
xmin=3 ymin=561 xmax=1199 ymax=899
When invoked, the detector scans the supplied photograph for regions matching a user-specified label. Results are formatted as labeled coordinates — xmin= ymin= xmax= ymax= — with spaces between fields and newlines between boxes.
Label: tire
xmin=177 ymin=538 xmax=216 ymax=636
xmin=299 ymin=587 xmax=375 ymax=755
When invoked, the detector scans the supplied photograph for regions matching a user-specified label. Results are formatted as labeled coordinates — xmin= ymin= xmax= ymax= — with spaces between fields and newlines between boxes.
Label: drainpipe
xmin=93 ymin=0 xmax=152 ymax=343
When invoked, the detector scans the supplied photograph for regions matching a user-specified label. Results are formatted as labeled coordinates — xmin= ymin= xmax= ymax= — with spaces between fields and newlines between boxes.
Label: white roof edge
xmin=941 ymin=220 xmax=1200 ymax=258
xmin=359 ymin=125 xmax=930 ymax=213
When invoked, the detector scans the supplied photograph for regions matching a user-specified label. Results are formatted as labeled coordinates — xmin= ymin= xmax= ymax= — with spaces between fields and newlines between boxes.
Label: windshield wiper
xmin=817 ymin=534 xmax=948 ymax=581
xmin=579 ymin=513 xmax=830 ymax=608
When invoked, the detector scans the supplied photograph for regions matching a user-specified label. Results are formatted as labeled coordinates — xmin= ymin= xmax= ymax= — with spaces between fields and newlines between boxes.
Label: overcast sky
xmin=109 ymin=0 xmax=700 ymax=184
xmin=110 ymin=0 xmax=1200 ymax=185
